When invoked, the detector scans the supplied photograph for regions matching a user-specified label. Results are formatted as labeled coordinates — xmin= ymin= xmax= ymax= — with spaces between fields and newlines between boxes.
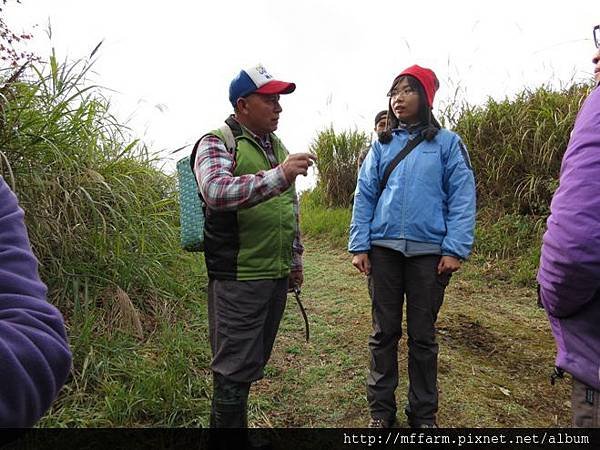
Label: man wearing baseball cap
xmin=192 ymin=64 xmax=315 ymax=432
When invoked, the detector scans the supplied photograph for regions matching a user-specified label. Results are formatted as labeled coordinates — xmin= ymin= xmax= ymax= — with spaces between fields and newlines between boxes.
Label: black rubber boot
xmin=208 ymin=373 xmax=251 ymax=449
xmin=210 ymin=373 xmax=250 ymax=427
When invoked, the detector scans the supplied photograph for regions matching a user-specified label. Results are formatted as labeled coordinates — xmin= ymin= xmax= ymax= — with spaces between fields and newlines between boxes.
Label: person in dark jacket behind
xmin=357 ymin=110 xmax=388 ymax=172
xmin=537 ymin=46 xmax=600 ymax=428
xmin=349 ymin=65 xmax=476 ymax=428
xmin=0 ymin=176 xmax=72 ymax=427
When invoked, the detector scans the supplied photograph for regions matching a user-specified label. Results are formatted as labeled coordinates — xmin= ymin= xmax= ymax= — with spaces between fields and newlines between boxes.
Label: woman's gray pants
xmin=366 ymin=246 xmax=450 ymax=426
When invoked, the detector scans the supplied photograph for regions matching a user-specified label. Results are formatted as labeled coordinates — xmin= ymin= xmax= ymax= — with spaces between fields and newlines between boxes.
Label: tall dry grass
xmin=309 ymin=127 xmax=369 ymax=208
xmin=0 ymin=51 xmax=213 ymax=426
xmin=0 ymin=51 xmax=198 ymax=319
xmin=451 ymin=83 xmax=592 ymax=216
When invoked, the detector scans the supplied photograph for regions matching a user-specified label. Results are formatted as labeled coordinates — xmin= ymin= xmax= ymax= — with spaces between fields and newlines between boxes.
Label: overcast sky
xmin=5 ymin=0 xmax=599 ymax=190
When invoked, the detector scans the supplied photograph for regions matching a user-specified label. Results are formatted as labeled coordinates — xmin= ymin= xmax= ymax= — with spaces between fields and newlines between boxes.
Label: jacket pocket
xmin=414 ymin=146 xmax=443 ymax=183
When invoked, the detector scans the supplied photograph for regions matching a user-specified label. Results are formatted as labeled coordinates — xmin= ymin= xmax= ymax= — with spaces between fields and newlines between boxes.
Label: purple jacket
xmin=0 ymin=177 xmax=72 ymax=426
xmin=537 ymin=86 xmax=600 ymax=391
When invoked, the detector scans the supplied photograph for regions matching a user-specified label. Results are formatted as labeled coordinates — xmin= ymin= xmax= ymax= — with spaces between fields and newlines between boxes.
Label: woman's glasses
xmin=388 ymin=87 xmax=417 ymax=98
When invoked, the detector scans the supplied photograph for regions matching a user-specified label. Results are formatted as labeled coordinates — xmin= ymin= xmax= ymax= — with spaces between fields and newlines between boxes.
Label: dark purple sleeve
xmin=0 ymin=177 xmax=72 ymax=427
xmin=538 ymin=87 xmax=600 ymax=317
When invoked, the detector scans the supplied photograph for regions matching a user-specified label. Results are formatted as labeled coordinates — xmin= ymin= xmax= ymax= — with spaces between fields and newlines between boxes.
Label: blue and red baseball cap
xmin=229 ymin=64 xmax=296 ymax=107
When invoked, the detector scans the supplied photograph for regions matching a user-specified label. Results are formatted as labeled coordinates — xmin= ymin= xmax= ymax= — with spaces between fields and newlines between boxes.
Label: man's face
xmin=593 ymin=49 xmax=600 ymax=84
xmin=374 ymin=114 xmax=387 ymax=133
xmin=236 ymin=93 xmax=282 ymax=136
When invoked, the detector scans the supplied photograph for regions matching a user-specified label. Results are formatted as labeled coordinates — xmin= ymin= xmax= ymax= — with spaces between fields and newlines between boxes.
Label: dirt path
xmin=250 ymin=238 xmax=570 ymax=428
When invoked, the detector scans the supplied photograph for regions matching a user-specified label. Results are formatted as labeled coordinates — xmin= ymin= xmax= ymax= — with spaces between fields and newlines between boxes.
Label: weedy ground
xmin=249 ymin=239 xmax=570 ymax=428
xmin=40 ymin=237 xmax=569 ymax=428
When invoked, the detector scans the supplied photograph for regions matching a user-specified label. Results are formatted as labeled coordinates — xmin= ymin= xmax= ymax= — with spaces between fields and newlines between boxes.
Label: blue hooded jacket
xmin=349 ymin=127 xmax=476 ymax=259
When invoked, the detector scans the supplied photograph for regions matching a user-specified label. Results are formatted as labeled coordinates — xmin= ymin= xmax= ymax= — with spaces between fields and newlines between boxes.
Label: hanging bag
xmin=177 ymin=125 xmax=236 ymax=252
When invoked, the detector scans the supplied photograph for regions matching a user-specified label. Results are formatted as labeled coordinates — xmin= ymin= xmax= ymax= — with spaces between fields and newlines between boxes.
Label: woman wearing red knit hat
xmin=348 ymin=65 xmax=476 ymax=428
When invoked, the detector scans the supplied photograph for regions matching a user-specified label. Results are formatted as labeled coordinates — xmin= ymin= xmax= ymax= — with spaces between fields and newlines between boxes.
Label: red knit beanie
xmin=396 ymin=65 xmax=439 ymax=107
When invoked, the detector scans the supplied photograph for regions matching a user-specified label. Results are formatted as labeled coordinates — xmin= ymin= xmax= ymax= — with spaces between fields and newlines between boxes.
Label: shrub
xmin=0 ymin=52 xmax=203 ymax=317
xmin=452 ymin=83 xmax=592 ymax=216
xmin=309 ymin=127 xmax=369 ymax=208
xmin=0 ymin=51 xmax=213 ymax=426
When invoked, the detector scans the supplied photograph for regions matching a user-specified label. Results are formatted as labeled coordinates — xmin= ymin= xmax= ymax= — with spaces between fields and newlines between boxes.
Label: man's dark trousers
xmin=208 ymin=277 xmax=288 ymax=428
xmin=366 ymin=246 xmax=450 ymax=426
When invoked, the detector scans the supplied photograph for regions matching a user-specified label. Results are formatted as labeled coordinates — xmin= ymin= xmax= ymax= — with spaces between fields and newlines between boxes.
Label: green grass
xmin=1 ymin=53 xmax=214 ymax=427
xmin=38 ymin=233 xmax=570 ymax=428
xmin=300 ymin=189 xmax=352 ymax=249
xmin=1 ymin=51 xmax=196 ymax=316
xmin=249 ymin=238 xmax=570 ymax=428
xmin=40 ymin=319 xmax=213 ymax=427
xmin=472 ymin=210 xmax=545 ymax=287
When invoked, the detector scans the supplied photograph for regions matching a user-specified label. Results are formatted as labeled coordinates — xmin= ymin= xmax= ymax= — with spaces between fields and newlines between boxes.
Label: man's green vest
xmin=203 ymin=120 xmax=296 ymax=281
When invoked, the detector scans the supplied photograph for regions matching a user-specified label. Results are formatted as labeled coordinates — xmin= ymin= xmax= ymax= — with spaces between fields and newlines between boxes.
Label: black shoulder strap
xmin=189 ymin=139 xmax=202 ymax=174
xmin=379 ymin=135 xmax=425 ymax=193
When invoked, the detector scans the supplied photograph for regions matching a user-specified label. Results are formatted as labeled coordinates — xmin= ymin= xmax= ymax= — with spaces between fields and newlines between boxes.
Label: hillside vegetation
xmin=0 ymin=51 xmax=584 ymax=426
xmin=1 ymin=55 xmax=210 ymax=426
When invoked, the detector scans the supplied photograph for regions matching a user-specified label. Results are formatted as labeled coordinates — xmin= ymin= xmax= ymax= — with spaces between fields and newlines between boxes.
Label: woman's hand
xmin=437 ymin=255 xmax=461 ymax=274
xmin=352 ymin=253 xmax=371 ymax=275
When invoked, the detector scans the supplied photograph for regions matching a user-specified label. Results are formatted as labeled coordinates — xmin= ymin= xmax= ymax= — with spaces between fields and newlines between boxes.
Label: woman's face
xmin=389 ymin=78 xmax=420 ymax=124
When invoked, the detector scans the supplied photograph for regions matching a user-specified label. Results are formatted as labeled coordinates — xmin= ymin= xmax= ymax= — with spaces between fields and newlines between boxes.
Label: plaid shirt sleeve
xmin=193 ymin=135 xmax=291 ymax=211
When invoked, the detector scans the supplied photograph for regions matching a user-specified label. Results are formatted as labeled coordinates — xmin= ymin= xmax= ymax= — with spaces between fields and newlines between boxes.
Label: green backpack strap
xmin=218 ymin=124 xmax=236 ymax=153
xmin=189 ymin=119 xmax=239 ymax=174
